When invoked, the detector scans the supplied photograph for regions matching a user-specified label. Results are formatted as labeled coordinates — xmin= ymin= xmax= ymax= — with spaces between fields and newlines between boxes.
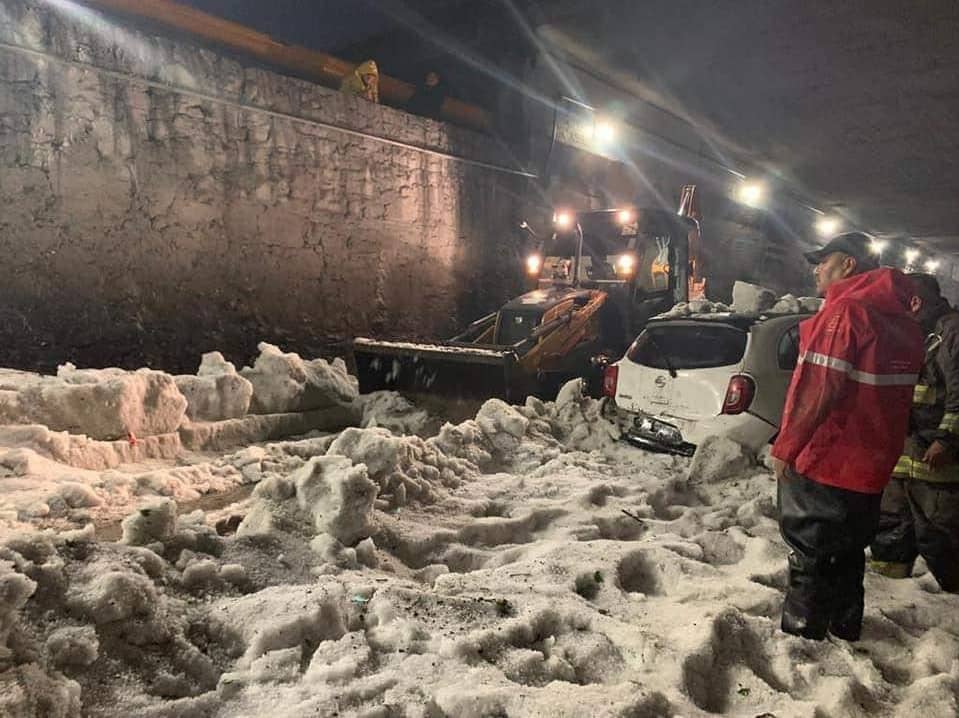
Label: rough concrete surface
xmin=0 ymin=0 xmax=528 ymax=373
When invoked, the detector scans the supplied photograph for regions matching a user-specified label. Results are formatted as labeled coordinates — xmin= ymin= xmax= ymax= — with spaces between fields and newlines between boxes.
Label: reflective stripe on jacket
xmin=893 ymin=309 xmax=959 ymax=482
xmin=772 ymin=269 xmax=924 ymax=494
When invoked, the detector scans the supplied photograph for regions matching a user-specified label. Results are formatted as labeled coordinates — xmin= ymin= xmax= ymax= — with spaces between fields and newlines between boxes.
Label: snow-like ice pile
xmin=176 ymin=352 xmax=253 ymax=422
xmin=3 ymin=382 xmax=959 ymax=716
xmin=0 ymin=344 xmax=369 ymax=539
xmin=0 ymin=364 xmax=187 ymax=441
xmin=241 ymin=343 xmax=359 ymax=414
xmin=359 ymin=391 xmax=431 ymax=435
xmin=658 ymin=281 xmax=824 ymax=319
xmin=0 ymin=449 xmax=243 ymax=535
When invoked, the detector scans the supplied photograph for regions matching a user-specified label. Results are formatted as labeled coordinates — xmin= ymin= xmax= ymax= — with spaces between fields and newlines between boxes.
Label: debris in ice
xmin=0 ymin=424 xmax=182 ymax=472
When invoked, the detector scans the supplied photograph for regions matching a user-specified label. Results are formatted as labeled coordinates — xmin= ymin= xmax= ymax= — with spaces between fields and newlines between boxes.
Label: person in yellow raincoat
xmin=341 ymin=60 xmax=379 ymax=103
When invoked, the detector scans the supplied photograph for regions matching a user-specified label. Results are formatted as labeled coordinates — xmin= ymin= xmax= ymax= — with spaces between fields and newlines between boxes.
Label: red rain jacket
xmin=772 ymin=269 xmax=923 ymax=494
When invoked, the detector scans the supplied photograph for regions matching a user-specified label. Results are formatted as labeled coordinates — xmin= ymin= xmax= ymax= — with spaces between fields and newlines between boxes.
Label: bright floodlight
xmin=617 ymin=209 xmax=634 ymax=224
xmin=525 ymin=253 xmax=543 ymax=276
xmin=925 ymin=259 xmax=941 ymax=273
xmin=736 ymin=181 xmax=765 ymax=207
xmin=905 ymin=249 xmax=920 ymax=264
xmin=554 ymin=211 xmax=573 ymax=229
xmin=595 ymin=119 xmax=616 ymax=143
xmin=869 ymin=240 xmax=887 ymax=255
xmin=615 ymin=254 xmax=636 ymax=274
xmin=816 ymin=216 xmax=840 ymax=236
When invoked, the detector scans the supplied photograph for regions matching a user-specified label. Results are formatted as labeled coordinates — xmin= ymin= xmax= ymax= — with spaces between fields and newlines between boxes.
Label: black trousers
xmin=871 ymin=477 xmax=959 ymax=592
xmin=778 ymin=468 xmax=882 ymax=641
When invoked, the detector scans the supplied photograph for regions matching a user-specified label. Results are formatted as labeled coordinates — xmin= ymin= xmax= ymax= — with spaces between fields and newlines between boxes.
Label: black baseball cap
xmin=804 ymin=231 xmax=879 ymax=270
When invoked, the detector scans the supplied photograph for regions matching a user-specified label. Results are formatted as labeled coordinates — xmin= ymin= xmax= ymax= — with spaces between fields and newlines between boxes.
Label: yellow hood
xmin=355 ymin=60 xmax=378 ymax=78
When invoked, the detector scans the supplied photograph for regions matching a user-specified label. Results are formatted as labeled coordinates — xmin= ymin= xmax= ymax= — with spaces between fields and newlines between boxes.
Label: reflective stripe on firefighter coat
xmin=893 ymin=308 xmax=959 ymax=483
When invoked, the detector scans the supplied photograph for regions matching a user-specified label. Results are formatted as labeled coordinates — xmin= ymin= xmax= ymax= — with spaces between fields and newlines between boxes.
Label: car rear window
xmin=627 ymin=324 xmax=747 ymax=370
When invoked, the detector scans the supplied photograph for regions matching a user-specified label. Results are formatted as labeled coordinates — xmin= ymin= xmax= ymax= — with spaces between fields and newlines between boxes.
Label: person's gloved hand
xmin=923 ymin=440 xmax=955 ymax=470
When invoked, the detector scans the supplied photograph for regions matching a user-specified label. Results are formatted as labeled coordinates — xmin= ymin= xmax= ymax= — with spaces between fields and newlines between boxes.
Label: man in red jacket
xmin=771 ymin=232 xmax=923 ymax=641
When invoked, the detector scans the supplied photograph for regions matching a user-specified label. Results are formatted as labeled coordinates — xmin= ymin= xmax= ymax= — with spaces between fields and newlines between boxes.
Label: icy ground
xmin=3 ymin=384 xmax=959 ymax=717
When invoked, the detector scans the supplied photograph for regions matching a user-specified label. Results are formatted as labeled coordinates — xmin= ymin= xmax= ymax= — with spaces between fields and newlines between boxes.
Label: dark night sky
xmin=179 ymin=0 xmax=395 ymax=52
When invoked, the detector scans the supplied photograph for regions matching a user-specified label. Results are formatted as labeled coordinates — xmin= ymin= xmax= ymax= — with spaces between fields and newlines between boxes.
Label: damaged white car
xmin=603 ymin=313 xmax=809 ymax=455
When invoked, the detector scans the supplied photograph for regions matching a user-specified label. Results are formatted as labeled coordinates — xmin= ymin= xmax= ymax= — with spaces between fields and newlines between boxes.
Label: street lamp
xmin=925 ymin=259 xmax=941 ymax=273
xmin=905 ymin=249 xmax=920 ymax=269
xmin=736 ymin=181 xmax=765 ymax=207
xmin=595 ymin=119 xmax=616 ymax=144
xmin=869 ymin=239 xmax=887 ymax=264
xmin=816 ymin=216 xmax=841 ymax=236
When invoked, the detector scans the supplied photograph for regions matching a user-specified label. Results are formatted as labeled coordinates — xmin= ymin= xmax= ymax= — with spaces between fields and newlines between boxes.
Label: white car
xmin=603 ymin=313 xmax=809 ymax=455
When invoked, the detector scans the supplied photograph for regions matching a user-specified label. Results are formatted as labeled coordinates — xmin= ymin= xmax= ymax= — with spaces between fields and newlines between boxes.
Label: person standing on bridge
xmin=407 ymin=71 xmax=446 ymax=120
xmin=770 ymin=232 xmax=923 ymax=641
xmin=341 ymin=59 xmax=380 ymax=103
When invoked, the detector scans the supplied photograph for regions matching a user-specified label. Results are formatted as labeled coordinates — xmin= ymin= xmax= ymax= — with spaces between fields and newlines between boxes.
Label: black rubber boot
xmin=828 ymin=552 xmax=866 ymax=641
xmin=870 ymin=478 xmax=918 ymax=573
xmin=781 ymin=551 xmax=830 ymax=640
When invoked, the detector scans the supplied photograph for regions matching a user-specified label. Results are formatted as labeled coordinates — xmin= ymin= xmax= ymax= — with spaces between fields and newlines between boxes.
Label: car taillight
xmin=722 ymin=374 xmax=755 ymax=415
xmin=603 ymin=365 xmax=619 ymax=398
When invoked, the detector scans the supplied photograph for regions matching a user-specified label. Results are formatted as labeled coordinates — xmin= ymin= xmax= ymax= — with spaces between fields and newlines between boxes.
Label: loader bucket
xmin=352 ymin=338 xmax=523 ymax=401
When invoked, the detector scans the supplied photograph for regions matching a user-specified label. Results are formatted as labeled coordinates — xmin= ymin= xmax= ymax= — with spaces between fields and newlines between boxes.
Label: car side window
xmin=777 ymin=325 xmax=801 ymax=370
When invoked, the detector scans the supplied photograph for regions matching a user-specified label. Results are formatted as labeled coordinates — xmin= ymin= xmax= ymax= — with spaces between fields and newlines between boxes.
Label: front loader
xmin=353 ymin=192 xmax=703 ymax=402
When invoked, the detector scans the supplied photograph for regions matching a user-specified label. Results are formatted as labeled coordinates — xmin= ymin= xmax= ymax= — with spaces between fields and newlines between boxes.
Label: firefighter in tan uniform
xmin=870 ymin=274 xmax=959 ymax=591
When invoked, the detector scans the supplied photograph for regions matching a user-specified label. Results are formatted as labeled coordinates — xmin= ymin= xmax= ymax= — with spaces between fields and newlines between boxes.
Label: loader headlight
xmin=525 ymin=253 xmax=543 ymax=276
xmin=615 ymin=253 xmax=636 ymax=275
xmin=553 ymin=211 xmax=573 ymax=229
xmin=617 ymin=209 xmax=634 ymax=224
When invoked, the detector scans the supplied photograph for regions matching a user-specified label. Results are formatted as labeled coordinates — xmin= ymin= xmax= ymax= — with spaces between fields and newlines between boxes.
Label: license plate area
xmin=626 ymin=414 xmax=696 ymax=456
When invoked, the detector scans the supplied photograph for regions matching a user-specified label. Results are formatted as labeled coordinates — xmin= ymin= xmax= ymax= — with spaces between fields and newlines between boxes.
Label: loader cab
xmin=536 ymin=209 xmax=692 ymax=339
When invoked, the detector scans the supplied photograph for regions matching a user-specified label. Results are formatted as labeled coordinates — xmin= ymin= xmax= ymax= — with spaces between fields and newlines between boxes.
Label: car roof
xmin=647 ymin=312 xmax=812 ymax=331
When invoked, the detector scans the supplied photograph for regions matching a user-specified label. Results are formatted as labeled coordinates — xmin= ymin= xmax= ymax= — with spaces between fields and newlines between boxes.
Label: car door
xmin=744 ymin=317 xmax=804 ymax=427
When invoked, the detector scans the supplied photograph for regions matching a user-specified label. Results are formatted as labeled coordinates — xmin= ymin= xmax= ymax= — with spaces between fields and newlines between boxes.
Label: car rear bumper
xmin=605 ymin=400 xmax=776 ymax=455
